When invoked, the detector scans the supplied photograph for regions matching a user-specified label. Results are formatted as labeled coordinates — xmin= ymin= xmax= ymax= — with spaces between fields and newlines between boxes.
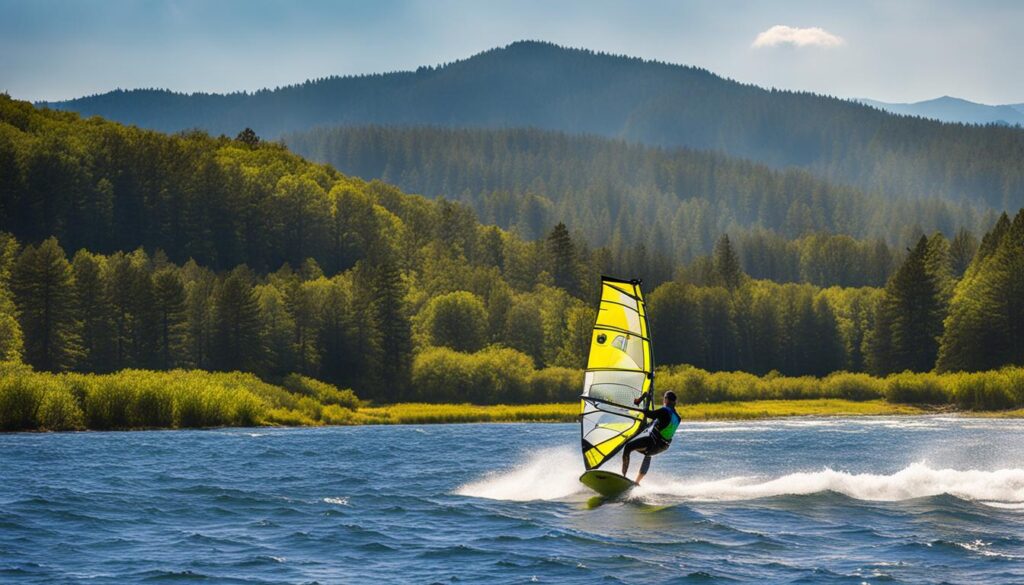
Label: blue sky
xmin=2 ymin=0 xmax=1022 ymax=104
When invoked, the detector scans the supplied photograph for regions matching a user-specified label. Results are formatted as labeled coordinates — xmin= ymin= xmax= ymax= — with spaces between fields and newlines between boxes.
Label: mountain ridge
xmin=859 ymin=96 xmax=1024 ymax=126
xmin=40 ymin=40 xmax=1024 ymax=211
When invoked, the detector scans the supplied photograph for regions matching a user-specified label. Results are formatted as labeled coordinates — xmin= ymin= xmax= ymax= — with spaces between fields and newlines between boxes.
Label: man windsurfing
xmin=621 ymin=390 xmax=680 ymax=485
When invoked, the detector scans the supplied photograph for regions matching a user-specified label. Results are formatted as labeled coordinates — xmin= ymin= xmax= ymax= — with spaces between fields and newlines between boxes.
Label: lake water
xmin=4 ymin=417 xmax=1024 ymax=584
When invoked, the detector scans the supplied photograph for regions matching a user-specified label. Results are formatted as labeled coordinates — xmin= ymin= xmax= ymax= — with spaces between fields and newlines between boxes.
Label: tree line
xmin=285 ymin=125 xmax=995 ymax=271
xmin=2 ymin=209 xmax=1022 ymax=404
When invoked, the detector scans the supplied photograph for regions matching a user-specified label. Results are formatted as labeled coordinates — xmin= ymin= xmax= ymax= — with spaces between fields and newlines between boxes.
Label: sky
xmin=2 ymin=0 xmax=1022 ymax=104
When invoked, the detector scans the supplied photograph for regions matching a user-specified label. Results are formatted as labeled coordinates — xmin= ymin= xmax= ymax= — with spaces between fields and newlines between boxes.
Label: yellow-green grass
xmin=351 ymin=402 xmax=579 ymax=424
xmin=348 ymin=399 xmax=933 ymax=425
xmin=677 ymin=399 xmax=930 ymax=420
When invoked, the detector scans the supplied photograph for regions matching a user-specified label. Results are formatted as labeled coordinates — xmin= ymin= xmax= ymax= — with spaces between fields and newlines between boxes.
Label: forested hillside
xmin=44 ymin=41 xmax=1024 ymax=209
xmin=3 ymin=96 xmax=1024 ymax=404
xmin=285 ymin=125 xmax=993 ymax=271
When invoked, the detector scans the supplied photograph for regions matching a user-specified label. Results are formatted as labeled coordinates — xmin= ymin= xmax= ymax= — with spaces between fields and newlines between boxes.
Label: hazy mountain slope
xmin=44 ymin=41 xmax=1024 ymax=210
xmin=284 ymin=125 xmax=994 ymax=260
xmin=860 ymin=96 xmax=1024 ymax=126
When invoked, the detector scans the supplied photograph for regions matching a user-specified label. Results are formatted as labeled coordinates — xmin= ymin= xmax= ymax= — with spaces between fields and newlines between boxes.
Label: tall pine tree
xmin=12 ymin=238 xmax=81 ymax=371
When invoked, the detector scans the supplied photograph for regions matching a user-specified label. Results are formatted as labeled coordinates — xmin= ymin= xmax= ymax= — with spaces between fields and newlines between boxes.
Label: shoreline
xmin=3 ymin=399 xmax=1000 ymax=433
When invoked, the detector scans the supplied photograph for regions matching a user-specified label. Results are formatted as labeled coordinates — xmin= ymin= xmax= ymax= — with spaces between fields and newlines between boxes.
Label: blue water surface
xmin=3 ymin=417 xmax=1024 ymax=584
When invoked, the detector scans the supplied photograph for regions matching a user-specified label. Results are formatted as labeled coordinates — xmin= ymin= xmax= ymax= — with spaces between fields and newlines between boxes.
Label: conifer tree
xmin=152 ymin=268 xmax=188 ymax=369
xmin=211 ymin=267 xmax=263 ymax=372
xmin=369 ymin=257 xmax=412 ymax=400
xmin=949 ymin=228 xmax=979 ymax=277
xmin=72 ymin=250 xmax=115 ymax=371
xmin=12 ymin=238 xmax=81 ymax=371
xmin=713 ymin=235 xmax=744 ymax=290
xmin=937 ymin=210 xmax=1024 ymax=371
xmin=255 ymin=283 xmax=297 ymax=378
xmin=0 ymin=232 xmax=23 ymax=362
xmin=881 ymin=236 xmax=943 ymax=372
xmin=546 ymin=222 xmax=580 ymax=297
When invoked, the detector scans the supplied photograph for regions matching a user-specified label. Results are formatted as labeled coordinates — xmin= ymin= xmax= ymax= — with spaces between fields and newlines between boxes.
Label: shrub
xmin=765 ymin=375 xmax=820 ymax=400
xmin=133 ymin=382 xmax=175 ymax=427
xmin=38 ymin=386 xmax=84 ymax=431
xmin=264 ymin=407 xmax=317 ymax=426
xmin=320 ymin=404 xmax=354 ymax=425
xmin=411 ymin=345 xmax=534 ymax=404
xmin=950 ymin=371 xmax=1015 ymax=410
xmin=84 ymin=377 xmax=135 ymax=429
xmin=530 ymin=367 xmax=581 ymax=402
xmin=0 ymin=374 xmax=44 ymax=430
xmin=823 ymin=372 xmax=884 ymax=401
xmin=885 ymin=372 xmax=949 ymax=404
xmin=282 ymin=374 xmax=359 ymax=409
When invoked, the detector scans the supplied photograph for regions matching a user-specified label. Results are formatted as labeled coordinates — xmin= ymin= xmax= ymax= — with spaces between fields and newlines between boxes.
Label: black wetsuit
xmin=622 ymin=405 xmax=680 ymax=475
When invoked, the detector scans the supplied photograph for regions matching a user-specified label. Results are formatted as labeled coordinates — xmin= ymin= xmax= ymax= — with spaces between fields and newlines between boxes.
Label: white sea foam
xmin=456 ymin=447 xmax=586 ymax=501
xmin=637 ymin=462 xmax=1024 ymax=503
xmin=457 ymin=449 xmax=1024 ymax=505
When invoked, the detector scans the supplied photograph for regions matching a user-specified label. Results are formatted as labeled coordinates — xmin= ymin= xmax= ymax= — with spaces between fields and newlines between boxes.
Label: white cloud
xmin=752 ymin=25 xmax=845 ymax=49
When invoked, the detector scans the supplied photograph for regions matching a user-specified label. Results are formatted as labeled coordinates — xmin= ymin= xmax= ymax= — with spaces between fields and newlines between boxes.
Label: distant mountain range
xmin=39 ymin=41 xmax=1024 ymax=211
xmin=859 ymin=96 xmax=1024 ymax=126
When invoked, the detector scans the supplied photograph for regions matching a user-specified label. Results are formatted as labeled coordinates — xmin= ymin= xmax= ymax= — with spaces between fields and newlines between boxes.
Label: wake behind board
xmin=580 ymin=470 xmax=636 ymax=498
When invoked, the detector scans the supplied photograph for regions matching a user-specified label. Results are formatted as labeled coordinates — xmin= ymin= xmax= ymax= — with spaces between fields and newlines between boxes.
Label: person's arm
xmin=632 ymin=394 xmax=659 ymax=418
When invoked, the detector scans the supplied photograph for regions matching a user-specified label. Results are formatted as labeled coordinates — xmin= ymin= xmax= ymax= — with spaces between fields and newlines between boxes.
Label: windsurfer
xmin=621 ymin=390 xmax=680 ymax=484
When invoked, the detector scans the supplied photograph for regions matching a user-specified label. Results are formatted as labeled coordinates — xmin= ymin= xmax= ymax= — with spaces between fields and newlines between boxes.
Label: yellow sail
xmin=580 ymin=276 xmax=654 ymax=470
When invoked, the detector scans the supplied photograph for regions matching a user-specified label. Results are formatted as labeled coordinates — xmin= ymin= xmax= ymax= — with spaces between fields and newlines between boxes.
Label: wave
xmin=457 ymin=448 xmax=1024 ymax=505
xmin=636 ymin=462 xmax=1024 ymax=503
xmin=455 ymin=447 xmax=586 ymax=501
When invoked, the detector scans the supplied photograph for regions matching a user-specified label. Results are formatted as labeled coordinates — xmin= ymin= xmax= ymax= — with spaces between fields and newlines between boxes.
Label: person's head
xmin=663 ymin=391 xmax=677 ymax=406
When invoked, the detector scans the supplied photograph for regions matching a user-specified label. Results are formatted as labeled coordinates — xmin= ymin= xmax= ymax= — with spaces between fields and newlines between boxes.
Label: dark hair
xmin=663 ymin=391 xmax=677 ymax=404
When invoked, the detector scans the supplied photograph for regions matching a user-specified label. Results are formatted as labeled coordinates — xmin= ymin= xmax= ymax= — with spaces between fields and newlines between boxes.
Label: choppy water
xmin=4 ymin=417 xmax=1024 ymax=583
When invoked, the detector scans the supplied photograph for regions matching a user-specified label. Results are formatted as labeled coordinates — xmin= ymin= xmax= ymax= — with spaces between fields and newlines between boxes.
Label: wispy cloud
xmin=752 ymin=25 xmax=845 ymax=49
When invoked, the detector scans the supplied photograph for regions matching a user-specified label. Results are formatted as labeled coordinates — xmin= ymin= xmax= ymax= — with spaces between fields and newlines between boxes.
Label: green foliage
xmin=282 ymin=373 xmax=359 ymax=409
xmin=287 ymin=124 xmax=995 ymax=272
xmin=938 ymin=211 xmax=1024 ymax=372
xmin=868 ymin=235 xmax=947 ymax=374
xmin=412 ymin=346 xmax=535 ymax=403
xmin=0 ymin=366 xmax=364 ymax=431
xmin=414 ymin=291 xmax=489 ymax=352
xmin=0 ymin=363 xmax=44 ymax=430
xmin=45 ymin=42 xmax=1017 ymax=229
xmin=212 ymin=268 xmax=263 ymax=372
xmin=529 ymin=367 xmax=582 ymax=402
xmin=11 ymin=237 xmax=81 ymax=371
xmin=885 ymin=373 xmax=949 ymax=404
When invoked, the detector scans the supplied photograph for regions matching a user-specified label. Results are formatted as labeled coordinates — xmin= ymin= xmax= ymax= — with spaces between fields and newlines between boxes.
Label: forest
xmin=285 ymin=125 xmax=993 ymax=274
xmin=45 ymin=41 xmax=1024 ymax=210
xmin=3 ymin=95 xmax=1024 ymax=415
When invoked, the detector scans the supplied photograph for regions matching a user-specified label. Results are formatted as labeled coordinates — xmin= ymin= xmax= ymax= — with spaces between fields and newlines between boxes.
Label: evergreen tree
xmin=152 ymin=268 xmax=188 ymax=369
xmin=949 ymin=228 xmax=979 ymax=277
xmin=211 ymin=267 xmax=263 ymax=372
xmin=255 ymin=283 xmax=297 ymax=378
xmin=72 ymin=250 xmax=115 ymax=371
xmin=368 ymin=258 xmax=412 ymax=400
xmin=0 ymin=232 xmax=23 ymax=362
xmin=938 ymin=210 xmax=1024 ymax=371
xmin=11 ymin=238 xmax=81 ymax=371
xmin=235 ymin=127 xmax=260 ymax=148
xmin=881 ymin=236 xmax=944 ymax=373
xmin=713 ymin=235 xmax=745 ymax=290
xmin=185 ymin=266 xmax=217 ymax=369
xmin=315 ymin=276 xmax=359 ymax=388
xmin=546 ymin=222 xmax=580 ymax=297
